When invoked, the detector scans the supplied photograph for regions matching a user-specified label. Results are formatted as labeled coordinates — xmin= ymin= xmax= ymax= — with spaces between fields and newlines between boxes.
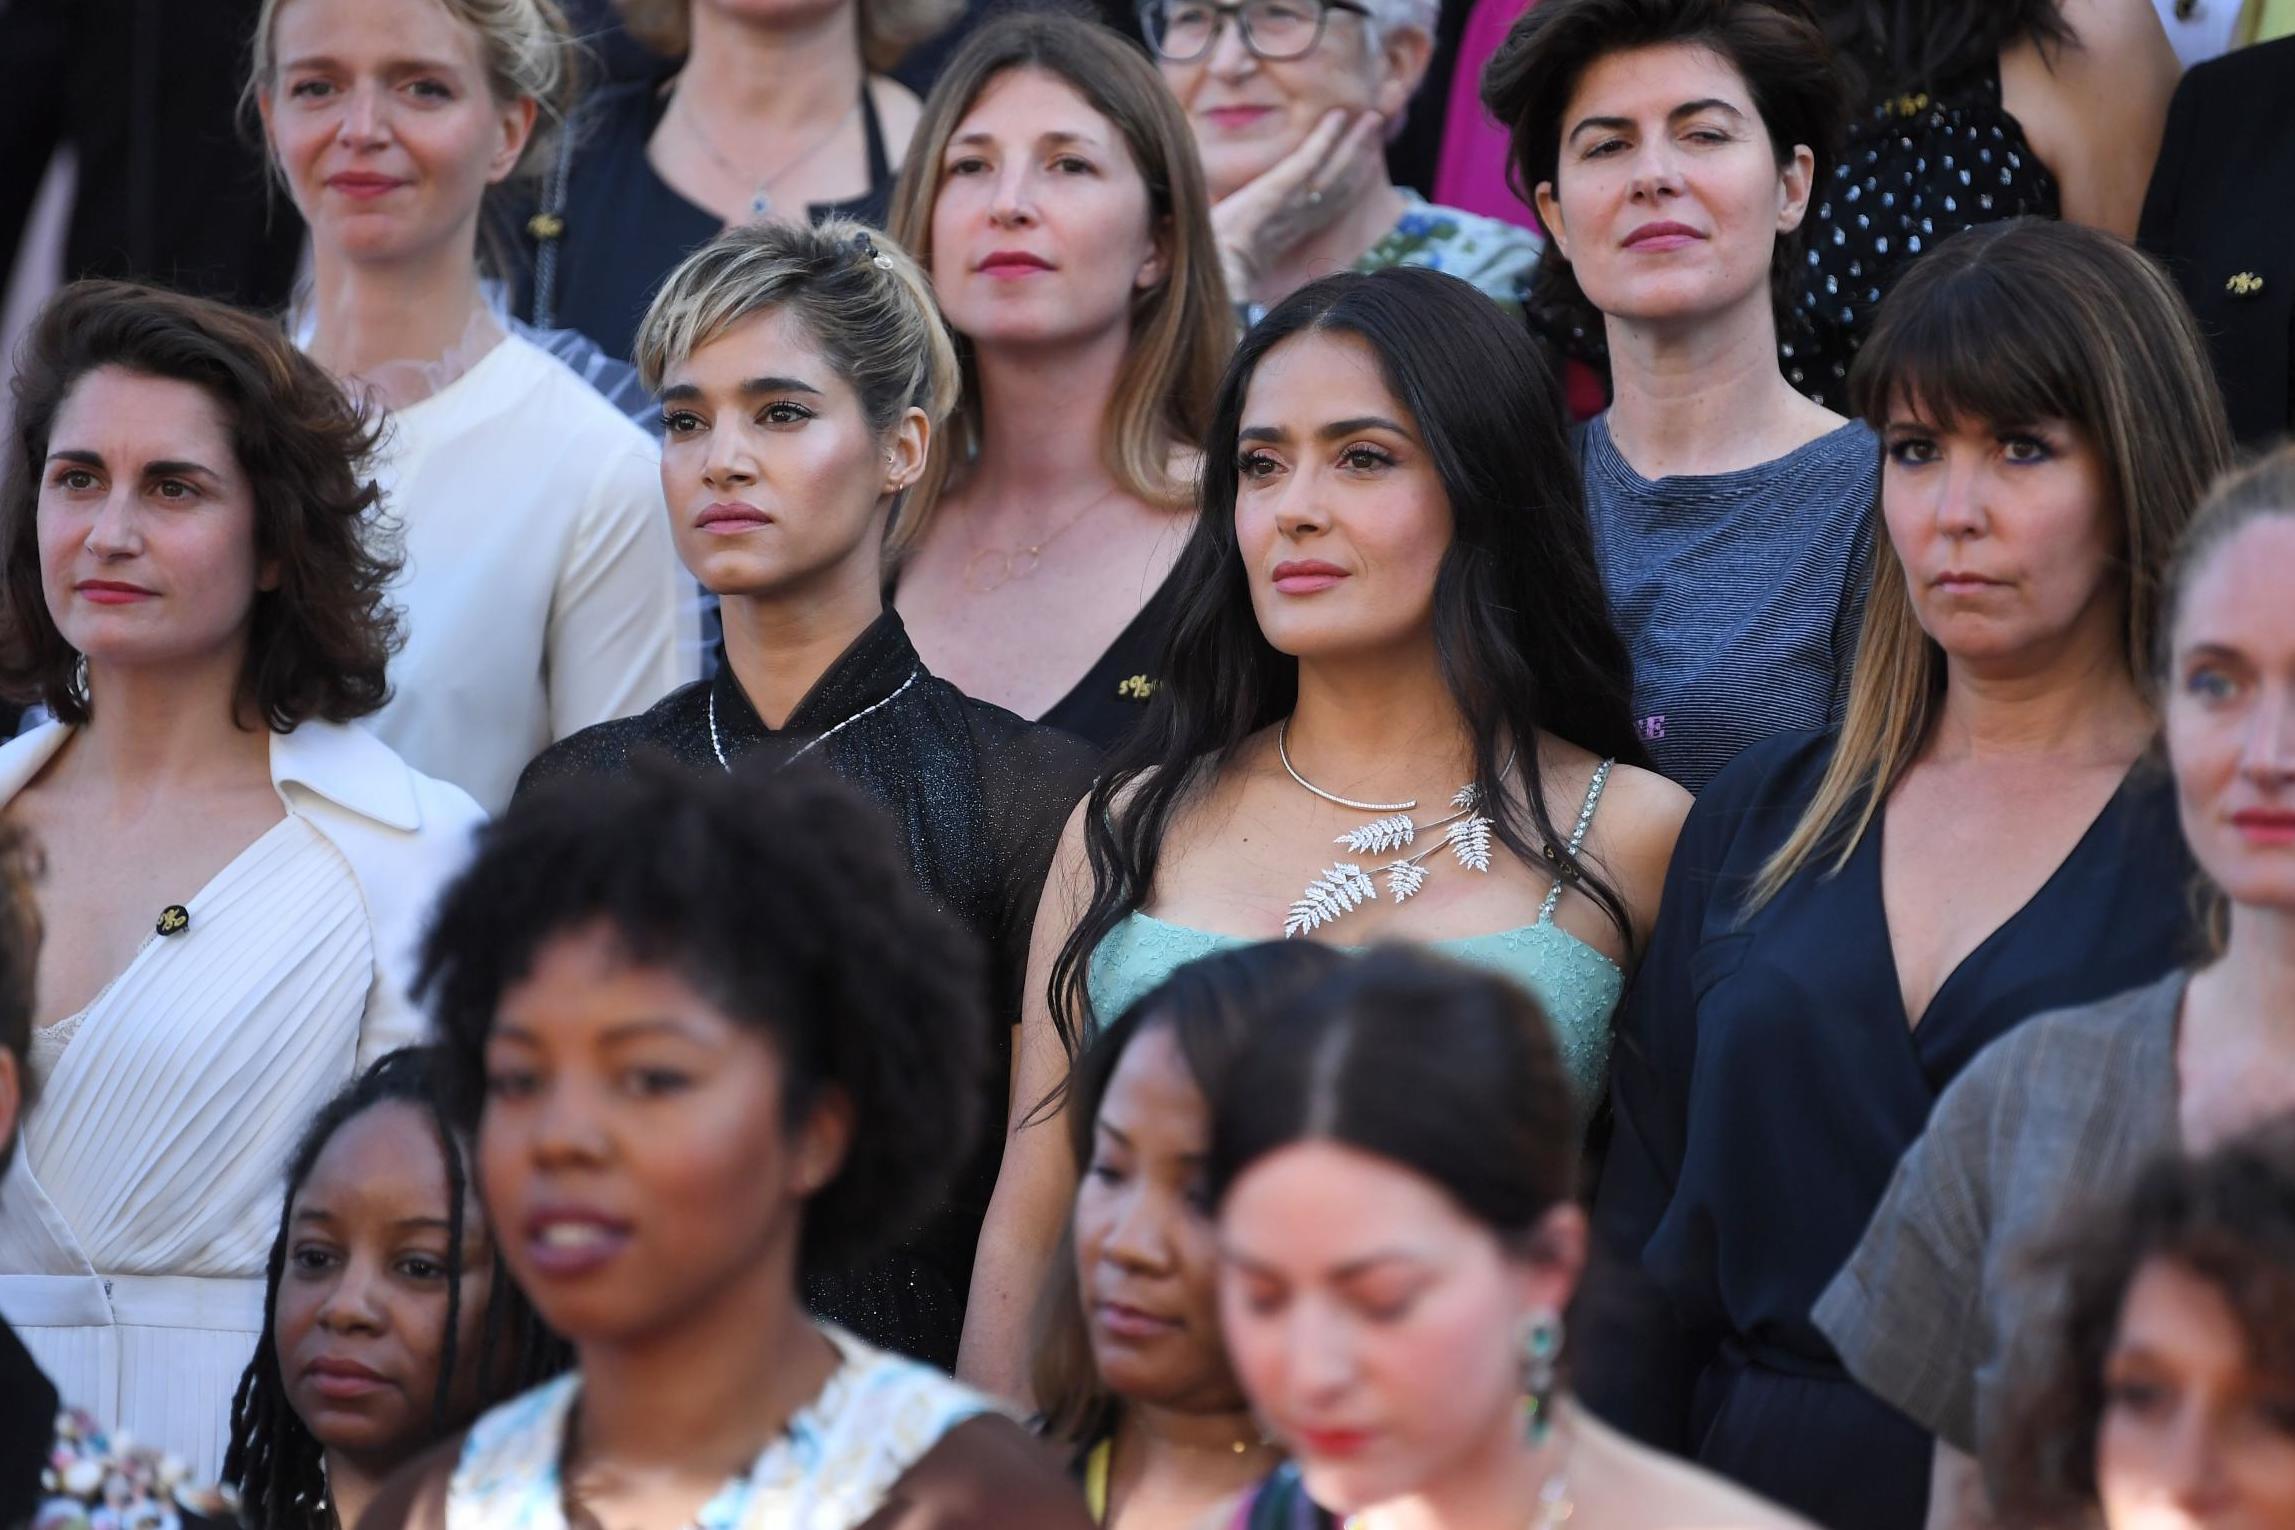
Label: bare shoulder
xmin=864 ymin=1413 xmax=1094 ymax=1529
xmin=1530 ymin=747 xmax=1690 ymax=873
xmin=1573 ymin=1410 xmax=1820 ymax=1529
xmin=2003 ymin=0 xmax=2178 ymax=100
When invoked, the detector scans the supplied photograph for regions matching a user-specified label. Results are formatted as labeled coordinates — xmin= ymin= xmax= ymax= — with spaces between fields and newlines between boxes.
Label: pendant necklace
xmin=1277 ymin=722 xmax=1514 ymax=938
xmin=672 ymin=87 xmax=863 ymax=222
xmin=961 ymin=486 xmax=1121 ymax=594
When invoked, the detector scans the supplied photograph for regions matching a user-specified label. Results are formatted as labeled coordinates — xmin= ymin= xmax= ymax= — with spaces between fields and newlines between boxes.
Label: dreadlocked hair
xmin=224 ymin=1047 xmax=569 ymax=1528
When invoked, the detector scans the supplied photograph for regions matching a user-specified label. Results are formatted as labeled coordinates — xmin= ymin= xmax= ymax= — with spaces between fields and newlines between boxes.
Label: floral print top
xmin=1354 ymin=192 xmax=1543 ymax=314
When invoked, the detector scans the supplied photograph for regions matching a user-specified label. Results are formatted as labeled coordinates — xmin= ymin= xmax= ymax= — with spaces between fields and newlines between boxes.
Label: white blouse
xmin=368 ymin=334 xmax=696 ymax=811
xmin=0 ymin=720 xmax=484 ymax=1481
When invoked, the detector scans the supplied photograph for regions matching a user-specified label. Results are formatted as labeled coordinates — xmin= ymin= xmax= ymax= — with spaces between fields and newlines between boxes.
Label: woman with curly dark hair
xmin=225 ymin=1048 xmax=568 ymax=1530
xmin=362 ymin=759 xmax=1089 ymax=1529
xmin=1984 ymin=1119 xmax=2295 ymax=1529
xmin=0 ymin=279 xmax=486 ymax=1480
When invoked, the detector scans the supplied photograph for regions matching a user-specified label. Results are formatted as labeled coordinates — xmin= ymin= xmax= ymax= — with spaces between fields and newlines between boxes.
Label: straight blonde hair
xmin=885 ymin=11 xmax=1235 ymax=559
xmin=614 ymin=0 xmax=960 ymax=74
xmin=1747 ymin=219 xmax=2233 ymax=910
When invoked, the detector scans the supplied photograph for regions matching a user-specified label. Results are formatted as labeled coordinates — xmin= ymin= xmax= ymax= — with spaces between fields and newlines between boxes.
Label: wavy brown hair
xmin=1746 ymin=219 xmax=2232 ymax=909
xmin=1986 ymin=1116 xmax=2295 ymax=1525
xmin=887 ymin=9 xmax=1234 ymax=555
xmin=1 ymin=280 xmax=402 ymax=731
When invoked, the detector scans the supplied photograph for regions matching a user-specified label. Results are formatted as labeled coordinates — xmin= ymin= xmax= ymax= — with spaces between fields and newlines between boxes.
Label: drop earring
xmin=1520 ymin=1309 xmax=1562 ymax=1443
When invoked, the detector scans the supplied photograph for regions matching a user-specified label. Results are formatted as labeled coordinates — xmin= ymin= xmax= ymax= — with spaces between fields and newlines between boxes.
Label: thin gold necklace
xmin=960 ymin=486 xmax=1121 ymax=593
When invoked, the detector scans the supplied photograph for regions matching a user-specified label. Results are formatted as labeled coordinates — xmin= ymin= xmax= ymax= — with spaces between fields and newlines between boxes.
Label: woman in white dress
xmin=0 ymin=281 xmax=486 ymax=1479
xmin=250 ymin=0 xmax=695 ymax=811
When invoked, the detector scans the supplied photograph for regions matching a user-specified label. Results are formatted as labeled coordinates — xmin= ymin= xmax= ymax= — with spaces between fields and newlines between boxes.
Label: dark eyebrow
xmin=1566 ymin=98 xmax=1747 ymax=143
xmin=599 ymin=1016 xmax=709 ymax=1045
xmin=1319 ymin=415 xmax=1412 ymax=442
xmin=44 ymin=450 xmax=222 ymax=482
xmin=658 ymin=377 xmax=823 ymax=405
xmin=1095 ymin=1121 xmax=1134 ymax=1149
xmin=739 ymin=376 xmax=822 ymax=398
xmin=1236 ymin=415 xmax=1414 ymax=446
xmin=145 ymin=459 xmax=223 ymax=482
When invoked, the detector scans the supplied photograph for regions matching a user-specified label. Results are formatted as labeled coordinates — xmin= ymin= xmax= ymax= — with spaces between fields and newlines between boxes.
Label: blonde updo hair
xmin=636 ymin=218 xmax=961 ymax=489
xmin=248 ymin=0 xmax=582 ymax=182
xmin=614 ymin=0 xmax=962 ymax=74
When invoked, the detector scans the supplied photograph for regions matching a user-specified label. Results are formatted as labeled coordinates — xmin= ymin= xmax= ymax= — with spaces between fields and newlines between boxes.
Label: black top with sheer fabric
xmin=518 ymin=612 xmax=1099 ymax=1369
xmin=1575 ymin=728 xmax=2191 ymax=1530
xmin=514 ymin=71 xmax=895 ymax=362
xmin=1787 ymin=55 xmax=2059 ymax=411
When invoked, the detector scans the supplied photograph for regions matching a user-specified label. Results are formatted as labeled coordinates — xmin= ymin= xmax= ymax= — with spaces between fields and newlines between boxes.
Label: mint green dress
xmin=1087 ymin=764 xmax=1622 ymax=1125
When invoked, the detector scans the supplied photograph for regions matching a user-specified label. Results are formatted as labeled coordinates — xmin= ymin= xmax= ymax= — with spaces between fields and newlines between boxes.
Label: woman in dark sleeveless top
xmin=1790 ymin=0 xmax=2179 ymax=408
xmin=514 ymin=0 xmax=957 ymax=359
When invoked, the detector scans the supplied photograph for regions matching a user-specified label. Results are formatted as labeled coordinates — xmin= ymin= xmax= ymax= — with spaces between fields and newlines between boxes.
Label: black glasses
xmin=1138 ymin=0 xmax=1372 ymax=63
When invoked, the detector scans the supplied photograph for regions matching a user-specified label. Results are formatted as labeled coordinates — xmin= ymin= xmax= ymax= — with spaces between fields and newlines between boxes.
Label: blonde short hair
xmin=636 ymin=217 xmax=961 ymax=440
xmin=615 ymin=0 xmax=962 ymax=74
xmin=249 ymin=0 xmax=581 ymax=181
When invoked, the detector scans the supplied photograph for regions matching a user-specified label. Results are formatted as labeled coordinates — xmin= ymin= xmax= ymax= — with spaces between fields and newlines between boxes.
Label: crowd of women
xmin=1 ymin=0 xmax=2292 ymax=1526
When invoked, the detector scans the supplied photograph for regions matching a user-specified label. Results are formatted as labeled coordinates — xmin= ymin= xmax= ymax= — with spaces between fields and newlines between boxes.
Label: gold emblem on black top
xmin=1116 ymin=675 xmax=1158 ymax=702
xmin=2228 ymin=272 xmax=2265 ymax=298
xmin=156 ymin=904 xmax=191 ymax=937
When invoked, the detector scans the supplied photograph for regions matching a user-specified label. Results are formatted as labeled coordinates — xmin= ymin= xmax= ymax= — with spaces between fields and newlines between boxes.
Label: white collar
xmin=0 ymin=718 xmax=425 ymax=833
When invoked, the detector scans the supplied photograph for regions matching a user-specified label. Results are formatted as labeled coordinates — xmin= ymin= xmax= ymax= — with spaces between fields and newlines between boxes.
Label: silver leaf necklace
xmin=1277 ymin=722 xmax=1514 ymax=939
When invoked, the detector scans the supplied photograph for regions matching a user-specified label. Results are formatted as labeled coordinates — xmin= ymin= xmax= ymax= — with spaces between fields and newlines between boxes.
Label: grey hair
xmin=634 ymin=217 xmax=961 ymax=439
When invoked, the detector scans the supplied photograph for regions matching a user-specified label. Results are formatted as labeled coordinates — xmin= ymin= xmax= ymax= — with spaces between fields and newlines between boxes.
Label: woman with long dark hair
xmin=226 ymin=1049 xmax=566 ymax=1529
xmin=957 ymin=266 xmax=1688 ymax=1397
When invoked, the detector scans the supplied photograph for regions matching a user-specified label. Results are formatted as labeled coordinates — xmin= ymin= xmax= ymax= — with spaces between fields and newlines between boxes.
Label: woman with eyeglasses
xmin=1144 ymin=0 xmax=1544 ymax=319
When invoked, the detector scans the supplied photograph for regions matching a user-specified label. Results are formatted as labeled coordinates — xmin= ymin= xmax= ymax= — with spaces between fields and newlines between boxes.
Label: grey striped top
xmin=1579 ymin=414 xmax=1878 ymax=792
xmin=1814 ymin=970 xmax=2187 ymax=1453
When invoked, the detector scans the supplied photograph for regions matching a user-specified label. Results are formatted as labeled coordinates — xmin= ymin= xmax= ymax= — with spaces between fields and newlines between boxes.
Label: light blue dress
xmin=1087 ymin=764 xmax=1623 ymax=1124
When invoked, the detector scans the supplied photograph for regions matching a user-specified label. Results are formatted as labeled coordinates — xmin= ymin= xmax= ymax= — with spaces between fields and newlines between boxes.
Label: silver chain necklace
xmin=671 ymin=87 xmax=863 ymax=222
xmin=707 ymin=669 xmax=922 ymax=771
xmin=1277 ymin=721 xmax=1516 ymax=937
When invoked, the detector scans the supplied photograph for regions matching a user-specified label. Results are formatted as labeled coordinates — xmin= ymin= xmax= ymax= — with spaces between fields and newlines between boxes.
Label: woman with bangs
xmin=1576 ymin=218 xmax=2229 ymax=1530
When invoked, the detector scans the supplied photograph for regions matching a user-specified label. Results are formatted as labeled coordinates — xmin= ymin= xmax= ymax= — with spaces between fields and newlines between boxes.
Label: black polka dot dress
xmin=1788 ymin=62 xmax=2061 ymax=410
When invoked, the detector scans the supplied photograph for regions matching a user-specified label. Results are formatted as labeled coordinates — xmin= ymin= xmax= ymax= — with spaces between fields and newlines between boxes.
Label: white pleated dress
xmin=0 ymin=719 xmax=484 ymax=1480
